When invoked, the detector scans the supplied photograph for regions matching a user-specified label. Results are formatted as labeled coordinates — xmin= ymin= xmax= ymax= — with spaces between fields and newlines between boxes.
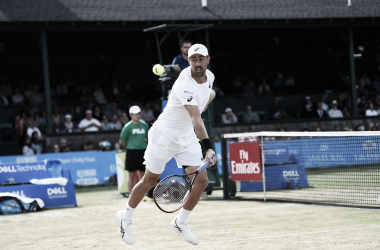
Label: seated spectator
xmin=72 ymin=106 xmax=83 ymax=124
xmin=31 ymin=131 xmax=43 ymax=154
xmin=320 ymin=95 xmax=329 ymax=111
xmin=355 ymin=124 xmax=365 ymax=131
xmin=221 ymin=108 xmax=238 ymax=124
xmin=109 ymin=80 xmax=122 ymax=101
xmin=312 ymin=102 xmax=329 ymax=118
xmin=60 ymin=145 xmax=71 ymax=152
xmin=26 ymin=120 xmax=42 ymax=139
xmin=98 ymin=141 xmax=112 ymax=151
xmin=22 ymin=137 xmax=34 ymax=155
xmin=0 ymin=88 xmax=9 ymax=106
xmin=242 ymin=105 xmax=260 ymax=123
xmin=258 ymin=78 xmax=272 ymax=96
xmin=357 ymin=93 xmax=367 ymax=115
xmin=302 ymin=96 xmax=315 ymax=118
xmin=24 ymin=83 xmax=33 ymax=103
xmin=52 ymin=106 xmax=62 ymax=133
xmin=79 ymin=85 xmax=93 ymax=103
xmin=11 ymin=87 xmax=25 ymax=106
xmin=285 ymin=75 xmax=295 ymax=86
xmin=119 ymin=112 xmax=130 ymax=127
xmin=328 ymin=100 xmax=343 ymax=118
xmin=109 ymin=114 xmax=122 ymax=130
xmin=83 ymin=141 xmax=94 ymax=151
xmin=79 ymin=110 xmax=102 ymax=132
xmin=359 ymin=73 xmax=371 ymax=90
xmin=93 ymin=106 xmax=102 ymax=120
xmin=114 ymin=142 xmax=121 ymax=150
xmin=53 ymin=144 xmax=60 ymax=153
xmin=93 ymin=84 xmax=107 ymax=104
xmin=342 ymin=107 xmax=351 ymax=117
xmin=107 ymin=102 xmax=122 ymax=121
xmin=373 ymin=75 xmax=380 ymax=91
xmin=29 ymin=85 xmax=44 ymax=106
xmin=365 ymin=102 xmax=378 ymax=116
xmin=101 ymin=115 xmax=111 ymax=131
xmin=269 ymin=97 xmax=287 ymax=120
xmin=242 ymin=79 xmax=255 ymax=97
xmin=60 ymin=114 xmax=80 ymax=133
xmin=140 ymin=103 xmax=155 ymax=125
xmin=60 ymin=139 xmax=68 ymax=149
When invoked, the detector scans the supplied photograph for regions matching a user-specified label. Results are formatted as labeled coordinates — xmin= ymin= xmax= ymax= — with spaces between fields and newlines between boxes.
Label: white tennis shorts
xmin=143 ymin=126 xmax=204 ymax=174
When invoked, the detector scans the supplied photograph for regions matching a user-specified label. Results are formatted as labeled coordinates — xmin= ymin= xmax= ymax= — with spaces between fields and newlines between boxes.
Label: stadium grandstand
xmin=0 ymin=0 xmax=379 ymax=157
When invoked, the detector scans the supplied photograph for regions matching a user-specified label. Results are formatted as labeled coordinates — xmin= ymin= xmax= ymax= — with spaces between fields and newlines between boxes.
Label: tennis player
xmin=116 ymin=43 xmax=217 ymax=245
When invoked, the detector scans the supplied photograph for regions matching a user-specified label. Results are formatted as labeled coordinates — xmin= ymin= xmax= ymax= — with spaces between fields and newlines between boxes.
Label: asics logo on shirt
xmin=187 ymin=96 xmax=193 ymax=102
xmin=209 ymin=84 xmax=211 ymax=88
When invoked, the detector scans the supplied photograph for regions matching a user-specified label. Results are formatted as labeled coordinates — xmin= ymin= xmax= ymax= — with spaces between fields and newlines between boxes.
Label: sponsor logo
xmin=231 ymin=150 xmax=260 ymax=174
xmin=0 ymin=163 xmax=46 ymax=173
xmin=0 ymin=165 xmax=17 ymax=173
xmin=362 ymin=140 xmax=376 ymax=151
xmin=16 ymin=156 xmax=37 ymax=163
xmin=184 ymin=91 xmax=193 ymax=94
xmin=132 ymin=128 xmax=146 ymax=134
xmin=76 ymin=178 xmax=99 ymax=185
xmin=283 ymin=170 xmax=299 ymax=178
xmin=265 ymin=148 xmax=287 ymax=155
xmin=47 ymin=187 xmax=68 ymax=199
xmin=12 ymin=190 xmax=26 ymax=197
xmin=77 ymin=169 xmax=97 ymax=178
xmin=187 ymin=96 xmax=193 ymax=102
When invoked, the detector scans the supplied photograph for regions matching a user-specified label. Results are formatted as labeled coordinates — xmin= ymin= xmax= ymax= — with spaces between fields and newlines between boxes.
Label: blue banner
xmin=0 ymin=151 xmax=117 ymax=185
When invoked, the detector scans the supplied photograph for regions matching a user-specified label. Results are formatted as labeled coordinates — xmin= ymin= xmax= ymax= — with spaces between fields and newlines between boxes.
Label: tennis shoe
xmin=170 ymin=217 xmax=199 ymax=245
xmin=115 ymin=210 xmax=134 ymax=245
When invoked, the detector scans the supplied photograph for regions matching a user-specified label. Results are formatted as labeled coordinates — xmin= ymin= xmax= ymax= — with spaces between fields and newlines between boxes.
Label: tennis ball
xmin=152 ymin=64 xmax=164 ymax=76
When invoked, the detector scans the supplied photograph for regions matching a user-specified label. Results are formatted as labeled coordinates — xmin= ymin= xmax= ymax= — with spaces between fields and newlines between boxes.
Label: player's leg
xmin=127 ymin=170 xmax=136 ymax=196
xmin=183 ymin=166 xmax=208 ymax=210
xmin=128 ymin=170 xmax=160 ymax=207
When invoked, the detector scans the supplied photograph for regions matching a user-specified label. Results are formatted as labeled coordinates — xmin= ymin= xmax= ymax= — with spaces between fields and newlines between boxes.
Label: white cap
xmin=225 ymin=108 xmax=232 ymax=112
xmin=64 ymin=114 xmax=72 ymax=119
xmin=188 ymin=43 xmax=209 ymax=58
xmin=129 ymin=105 xmax=141 ymax=114
xmin=331 ymin=100 xmax=337 ymax=105
xmin=85 ymin=110 xmax=92 ymax=114
xmin=305 ymin=96 xmax=310 ymax=100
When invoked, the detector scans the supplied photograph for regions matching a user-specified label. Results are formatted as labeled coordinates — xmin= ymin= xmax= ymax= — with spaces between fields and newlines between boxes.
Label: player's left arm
xmin=184 ymin=105 xmax=217 ymax=166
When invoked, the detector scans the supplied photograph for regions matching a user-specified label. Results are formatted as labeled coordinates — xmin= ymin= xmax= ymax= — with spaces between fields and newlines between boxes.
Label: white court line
xmin=199 ymin=226 xmax=380 ymax=245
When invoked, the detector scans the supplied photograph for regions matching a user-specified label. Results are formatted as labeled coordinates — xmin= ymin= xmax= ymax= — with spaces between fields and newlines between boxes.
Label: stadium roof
xmin=0 ymin=0 xmax=379 ymax=22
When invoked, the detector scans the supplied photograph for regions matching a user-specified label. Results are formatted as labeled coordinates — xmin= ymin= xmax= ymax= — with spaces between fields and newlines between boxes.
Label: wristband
xmin=200 ymin=138 xmax=214 ymax=151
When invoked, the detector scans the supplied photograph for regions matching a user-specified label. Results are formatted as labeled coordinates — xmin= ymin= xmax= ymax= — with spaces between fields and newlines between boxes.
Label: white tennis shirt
xmin=154 ymin=66 xmax=215 ymax=138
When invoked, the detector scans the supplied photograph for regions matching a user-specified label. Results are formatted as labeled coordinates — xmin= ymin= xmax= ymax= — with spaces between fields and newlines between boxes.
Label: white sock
xmin=122 ymin=204 xmax=135 ymax=222
xmin=177 ymin=208 xmax=191 ymax=224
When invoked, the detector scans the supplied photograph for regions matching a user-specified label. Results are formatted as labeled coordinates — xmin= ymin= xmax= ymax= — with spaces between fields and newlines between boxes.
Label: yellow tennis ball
xmin=152 ymin=64 xmax=164 ymax=76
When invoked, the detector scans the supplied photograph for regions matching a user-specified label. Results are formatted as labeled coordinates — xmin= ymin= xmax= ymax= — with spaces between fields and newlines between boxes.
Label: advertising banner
xmin=229 ymin=142 xmax=262 ymax=182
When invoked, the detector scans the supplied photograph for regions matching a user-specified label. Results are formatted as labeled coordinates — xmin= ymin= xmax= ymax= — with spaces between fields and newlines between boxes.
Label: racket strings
xmin=154 ymin=176 xmax=191 ymax=212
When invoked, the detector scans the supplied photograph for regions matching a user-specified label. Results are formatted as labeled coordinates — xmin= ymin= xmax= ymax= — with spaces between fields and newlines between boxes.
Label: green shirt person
xmin=119 ymin=105 xmax=149 ymax=196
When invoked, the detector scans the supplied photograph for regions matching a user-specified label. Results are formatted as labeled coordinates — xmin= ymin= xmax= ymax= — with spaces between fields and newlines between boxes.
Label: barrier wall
xmin=0 ymin=151 xmax=117 ymax=186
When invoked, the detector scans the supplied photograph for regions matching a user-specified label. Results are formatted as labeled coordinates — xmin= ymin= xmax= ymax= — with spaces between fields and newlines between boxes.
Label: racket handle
xmin=198 ymin=155 xmax=216 ymax=172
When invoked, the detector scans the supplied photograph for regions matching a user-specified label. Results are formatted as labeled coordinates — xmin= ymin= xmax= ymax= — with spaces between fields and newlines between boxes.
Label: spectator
xmin=269 ymin=97 xmax=287 ymax=120
xmin=365 ymin=102 xmax=378 ymax=116
xmin=328 ymin=100 xmax=343 ymax=118
xmin=29 ymin=85 xmax=44 ymax=106
xmin=93 ymin=84 xmax=107 ymax=104
xmin=0 ymin=78 xmax=12 ymax=99
xmin=232 ymin=77 xmax=243 ymax=96
xmin=22 ymin=137 xmax=34 ymax=155
xmin=79 ymin=110 xmax=102 ymax=132
xmin=302 ymin=96 xmax=315 ymax=118
xmin=312 ymin=102 xmax=329 ymax=118
xmin=109 ymin=114 xmax=122 ymax=130
xmin=258 ymin=78 xmax=272 ymax=96
xmin=359 ymin=73 xmax=371 ymax=90
xmin=213 ymin=81 xmax=225 ymax=98
xmin=114 ymin=142 xmax=121 ymax=150
xmin=99 ymin=141 xmax=112 ymax=151
xmin=60 ymin=145 xmax=71 ymax=152
xmin=72 ymin=106 xmax=83 ymax=124
xmin=31 ymin=131 xmax=43 ymax=154
xmin=52 ymin=106 xmax=62 ymax=133
xmin=342 ymin=107 xmax=351 ymax=117
xmin=0 ymin=88 xmax=9 ymax=106
xmin=60 ymin=114 xmax=80 ymax=133
xmin=79 ymin=85 xmax=93 ymax=103
xmin=373 ymin=75 xmax=380 ymax=91
xmin=60 ymin=139 xmax=68 ymax=149
xmin=355 ymin=124 xmax=365 ymax=131
xmin=221 ymin=108 xmax=238 ymax=124
xmin=119 ymin=112 xmax=130 ymax=127
xmin=320 ymin=95 xmax=329 ymax=112
xmin=107 ymin=102 xmax=122 ymax=121
xmin=140 ymin=103 xmax=155 ymax=125
xmin=242 ymin=105 xmax=260 ymax=123
xmin=83 ymin=141 xmax=94 ymax=151
xmin=101 ymin=115 xmax=111 ymax=131
xmin=172 ymin=39 xmax=191 ymax=71
xmin=53 ymin=144 xmax=60 ymax=153
xmin=110 ymin=80 xmax=122 ymax=101
xmin=11 ymin=87 xmax=25 ymax=106
xmin=35 ymin=111 xmax=47 ymax=131
xmin=357 ymin=94 xmax=368 ymax=115
xmin=367 ymin=122 xmax=375 ymax=131
xmin=24 ymin=83 xmax=33 ymax=103
xmin=26 ymin=120 xmax=42 ymax=139
xmin=285 ymin=75 xmax=295 ymax=86
xmin=92 ymin=106 xmax=102 ymax=120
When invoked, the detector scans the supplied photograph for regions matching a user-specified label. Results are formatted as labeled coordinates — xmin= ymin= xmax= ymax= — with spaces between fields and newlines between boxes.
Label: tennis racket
xmin=153 ymin=156 xmax=216 ymax=213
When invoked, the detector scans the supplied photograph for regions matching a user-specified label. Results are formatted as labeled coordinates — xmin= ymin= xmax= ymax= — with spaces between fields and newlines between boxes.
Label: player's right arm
xmin=184 ymin=105 xmax=216 ymax=166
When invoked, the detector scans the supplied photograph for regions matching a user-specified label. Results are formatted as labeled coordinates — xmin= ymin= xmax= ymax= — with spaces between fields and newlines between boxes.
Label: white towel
xmin=0 ymin=192 xmax=45 ymax=208
xmin=29 ymin=177 xmax=68 ymax=186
